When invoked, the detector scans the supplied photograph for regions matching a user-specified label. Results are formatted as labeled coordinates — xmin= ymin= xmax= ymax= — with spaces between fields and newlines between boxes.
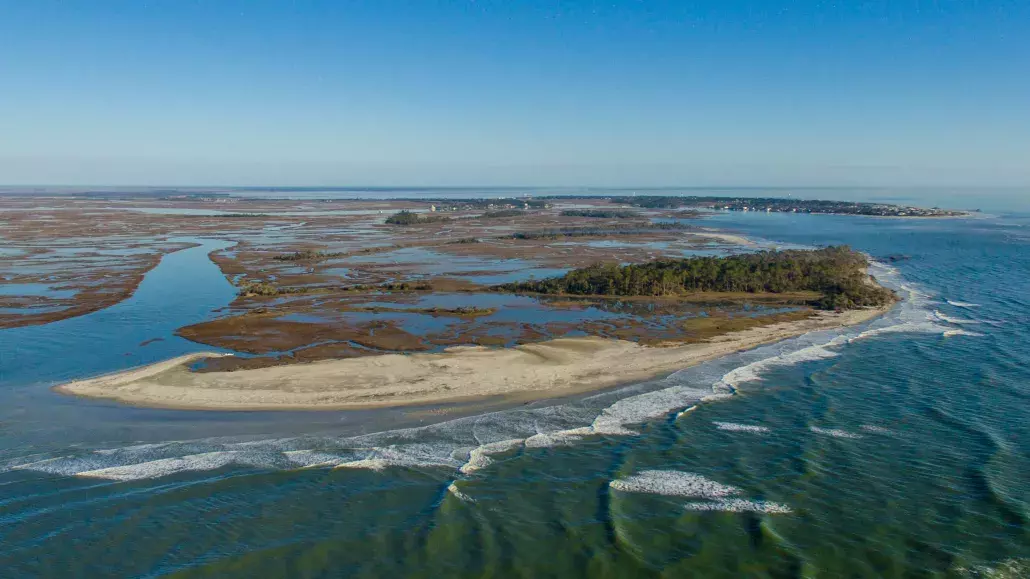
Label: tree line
xmin=385 ymin=210 xmax=451 ymax=225
xmin=497 ymin=246 xmax=895 ymax=310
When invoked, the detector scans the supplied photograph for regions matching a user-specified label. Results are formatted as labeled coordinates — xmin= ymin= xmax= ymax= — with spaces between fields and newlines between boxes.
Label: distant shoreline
xmin=54 ymin=305 xmax=890 ymax=411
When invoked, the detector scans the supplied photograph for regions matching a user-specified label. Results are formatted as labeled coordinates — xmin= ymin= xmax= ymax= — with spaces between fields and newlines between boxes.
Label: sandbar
xmin=55 ymin=306 xmax=889 ymax=411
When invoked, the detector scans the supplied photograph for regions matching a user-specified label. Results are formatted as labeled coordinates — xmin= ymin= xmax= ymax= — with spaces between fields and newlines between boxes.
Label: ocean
xmin=1 ymin=189 xmax=1028 ymax=577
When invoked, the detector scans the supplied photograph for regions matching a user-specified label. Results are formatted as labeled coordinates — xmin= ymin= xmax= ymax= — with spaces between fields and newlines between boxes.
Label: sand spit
xmin=55 ymin=307 xmax=888 ymax=411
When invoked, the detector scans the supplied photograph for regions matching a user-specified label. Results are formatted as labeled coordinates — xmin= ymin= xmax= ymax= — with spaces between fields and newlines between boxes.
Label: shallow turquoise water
xmin=1 ymin=197 xmax=1029 ymax=577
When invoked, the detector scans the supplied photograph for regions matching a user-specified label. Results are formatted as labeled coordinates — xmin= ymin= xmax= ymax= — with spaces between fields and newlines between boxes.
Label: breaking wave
xmin=810 ymin=426 xmax=863 ymax=439
xmin=610 ymin=470 xmax=793 ymax=514
xmin=447 ymin=482 xmax=476 ymax=503
xmin=683 ymin=499 xmax=793 ymax=514
xmin=934 ymin=310 xmax=982 ymax=325
xmin=944 ymin=329 xmax=985 ymax=338
xmin=946 ymin=300 xmax=981 ymax=308
xmin=713 ymin=422 xmax=771 ymax=434
xmin=609 ymin=470 xmax=739 ymax=498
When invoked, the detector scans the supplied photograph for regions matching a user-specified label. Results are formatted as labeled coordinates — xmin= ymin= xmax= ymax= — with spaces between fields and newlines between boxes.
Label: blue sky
xmin=1 ymin=0 xmax=1027 ymax=186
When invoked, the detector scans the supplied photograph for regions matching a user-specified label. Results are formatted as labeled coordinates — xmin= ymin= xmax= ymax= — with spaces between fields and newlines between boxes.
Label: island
xmin=55 ymin=246 xmax=896 ymax=410
xmin=2 ymin=188 xmax=926 ymax=412
xmin=595 ymin=195 xmax=966 ymax=217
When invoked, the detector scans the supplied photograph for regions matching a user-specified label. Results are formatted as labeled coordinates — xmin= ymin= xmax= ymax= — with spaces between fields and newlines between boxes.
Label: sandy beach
xmin=55 ymin=306 xmax=889 ymax=411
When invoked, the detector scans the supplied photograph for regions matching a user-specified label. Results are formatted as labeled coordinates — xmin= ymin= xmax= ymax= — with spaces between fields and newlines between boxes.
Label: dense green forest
xmin=498 ymin=246 xmax=895 ymax=310
xmin=606 ymin=196 xmax=687 ymax=208
xmin=385 ymin=210 xmax=451 ymax=225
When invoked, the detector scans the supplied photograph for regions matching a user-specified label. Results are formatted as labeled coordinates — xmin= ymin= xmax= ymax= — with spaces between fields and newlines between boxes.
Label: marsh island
xmin=0 ymin=190 xmax=916 ymax=410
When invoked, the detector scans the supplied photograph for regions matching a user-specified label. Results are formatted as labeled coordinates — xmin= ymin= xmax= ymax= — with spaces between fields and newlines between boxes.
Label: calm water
xmin=1 ymin=194 xmax=1029 ymax=577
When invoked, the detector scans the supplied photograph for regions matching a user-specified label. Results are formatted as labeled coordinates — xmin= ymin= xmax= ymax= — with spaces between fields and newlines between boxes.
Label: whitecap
xmin=849 ymin=320 xmax=950 ymax=342
xmin=944 ymin=329 xmax=985 ymax=338
xmin=446 ymin=482 xmax=476 ymax=503
xmin=715 ymin=336 xmax=846 ymax=391
xmin=333 ymin=444 xmax=464 ymax=472
xmin=334 ymin=458 xmax=394 ymax=471
xmin=609 ymin=470 xmax=739 ymax=499
xmin=946 ymin=300 xmax=980 ymax=308
xmin=93 ymin=442 xmax=173 ymax=455
xmin=283 ymin=450 xmax=349 ymax=468
xmin=459 ymin=439 xmax=524 ymax=474
xmin=713 ymin=422 xmax=771 ymax=434
xmin=76 ymin=451 xmax=246 ymax=481
xmin=809 ymin=426 xmax=863 ymax=439
xmin=934 ymin=310 xmax=982 ymax=325
xmin=674 ymin=405 xmax=698 ymax=419
xmin=524 ymin=426 xmax=598 ymax=448
xmin=683 ymin=499 xmax=793 ymax=514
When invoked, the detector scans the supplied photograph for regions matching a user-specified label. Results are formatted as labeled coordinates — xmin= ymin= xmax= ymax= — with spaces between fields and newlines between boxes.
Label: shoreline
xmin=54 ymin=305 xmax=891 ymax=411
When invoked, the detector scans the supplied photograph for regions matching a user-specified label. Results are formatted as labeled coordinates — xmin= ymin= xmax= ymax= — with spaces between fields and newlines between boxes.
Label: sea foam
xmin=946 ymin=300 xmax=980 ymax=308
xmin=859 ymin=425 xmax=894 ymax=435
xmin=76 ymin=451 xmax=249 ymax=481
xmin=944 ymin=329 xmax=985 ymax=337
xmin=683 ymin=499 xmax=793 ymax=514
xmin=447 ymin=482 xmax=476 ymax=503
xmin=612 ymin=470 xmax=793 ymax=514
xmin=809 ymin=426 xmax=863 ymax=439
xmin=609 ymin=470 xmax=739 ymax=498
xmin=460 ymin=439 xmax=524 ymax=474
xmin=713 ymin=422 xmax=771 ymax=434
xmin=715 ymin=337 xmax=845 ymax=391
xmin=934 ymin=310 xmax=982 ymax=325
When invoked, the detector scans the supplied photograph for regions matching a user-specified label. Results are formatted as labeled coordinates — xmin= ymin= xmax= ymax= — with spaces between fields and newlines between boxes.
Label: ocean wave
xmin=585 ymin=383 xmax=715 ymax=439
xmin=333 ymin=444 xmax=465 ymax=472
xmin=946 ymin=300 xmax=981 ymax=308
xmin=944 ymin=329 xmax=985 ymax=338
xmin=11 ymin=442 xmax=283 ymax=479
xmin=859 ymin=425 xmax=894 ymax=435
xmin=446 ymin=482 xmax=476 ymax=503
xmin=609 ymin=470 xmax=739 ymax=499
xmin=283 ymin=450 xmax=349 ymax=468
xmin=934 ymin=310 xmax=983 ymax=325
xmin=683 ymin=499 xmax=792 ymax=514
xmin=848 ymin=320 xmax=950 ymax=342
xmin=715 ymin=337 xmax=846 ymax=391
xmin=76 ymin=451 xmax=257 ymax=481
xmin=460 ymin=439 xmax=524 ymax=474
xmin=611 ymin=470 xmax=794 ymax=514
xmin=809 ymin=426 xmax=863 ymax=439
xmin=958 ymin=558 xmax=1030 ymax=578
xmin=898 ymin=283 xmax=934 ymax=300
xmin=713 ymin=422 xmax=771 ymax=434
xmin=674 ymin=405 xmax=698 ymax=419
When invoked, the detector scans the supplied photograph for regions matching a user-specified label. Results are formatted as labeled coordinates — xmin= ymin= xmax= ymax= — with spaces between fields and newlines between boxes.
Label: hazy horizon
xmin=3 ymin=1 xmax=1028 ymax=186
